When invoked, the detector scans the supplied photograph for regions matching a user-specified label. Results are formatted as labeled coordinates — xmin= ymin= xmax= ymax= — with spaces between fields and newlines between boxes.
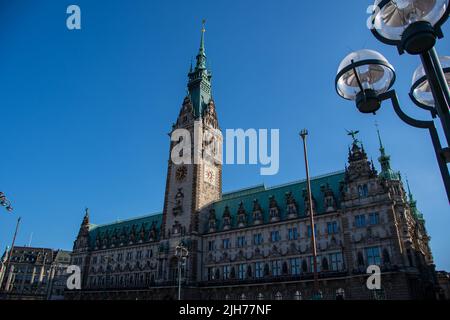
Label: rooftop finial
xmin=375 ymin=121 xmax=385 ymax=155
xmin=195 ymin=19 xmax=207 ymax=69
xmin=405 ymin=175 xmax=414 ymax=201
xmin=346 ymin=129 xmax=360 ymax=145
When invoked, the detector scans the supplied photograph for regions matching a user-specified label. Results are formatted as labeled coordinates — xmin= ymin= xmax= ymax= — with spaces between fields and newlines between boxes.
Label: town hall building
xmin=66 ymin=26 xmax=437 ymax=300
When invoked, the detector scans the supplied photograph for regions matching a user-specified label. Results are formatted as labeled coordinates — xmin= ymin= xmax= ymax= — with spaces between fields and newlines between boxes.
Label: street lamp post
xmin=175 ymin=243 xmax=189 ymax=301
xmin=335 ymin=0 xmax=450 ymax=202
xmin=335 ymin=50 xmax=450 ymax=202
xmin=299 ymin=130 xmax=320 ymax=299
xmin=0 ymin=192 xmax=13 ymax=212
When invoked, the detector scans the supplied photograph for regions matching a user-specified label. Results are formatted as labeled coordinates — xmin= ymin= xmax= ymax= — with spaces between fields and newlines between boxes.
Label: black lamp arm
xmin=379 ymin=90 xmax=450 ymax=203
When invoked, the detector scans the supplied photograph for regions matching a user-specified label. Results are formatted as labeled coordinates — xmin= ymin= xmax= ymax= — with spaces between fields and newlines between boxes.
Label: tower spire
xmin=187 ymin=20 xmax=213 ymax=118
xmin=376 ymin=121 xmax=385 ymax=156
xmin=376 ymin=123 xmax=400 ymax=180
xmin=196 ymin=19 xmax=207 ymax=70
xmin=406 ymin=176 xmax=414 ymax=202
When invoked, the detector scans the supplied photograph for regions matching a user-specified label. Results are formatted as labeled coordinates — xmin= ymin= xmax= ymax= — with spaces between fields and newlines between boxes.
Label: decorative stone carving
xmin=222 ymin=206 xmax=231 ymax=230
xmin=237 ymin=201 xmax=247 ymax=228
xmin=172 ymin=188 xmax=184 ymax=216
xmin=208 ymin=208 xmax=217 ymax=232
xmin=321 ymin=183 xmax=337 ymax=212
xmin=252 ymin=199 xmax=263 ymax=225
xmin=285 ymin=191 xmax=298 ymax=219
xmin=268 ymin=195 xmax=280 ymax=222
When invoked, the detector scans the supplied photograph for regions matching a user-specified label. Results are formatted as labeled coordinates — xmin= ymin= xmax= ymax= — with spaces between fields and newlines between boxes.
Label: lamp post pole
xmin=1 ymin=217 xmax=21 ymax=294
xmin=300 ymin=130 xmax=320 ymax=298
xmin=175 ymin=243 xmax=188 ymax=301
xmin=420 ymin=48 xmax=450 ymax=145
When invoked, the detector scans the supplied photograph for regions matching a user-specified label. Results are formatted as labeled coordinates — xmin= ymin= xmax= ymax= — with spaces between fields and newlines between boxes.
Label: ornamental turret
xmin=376 ymin=125 xmax=401 ymax=181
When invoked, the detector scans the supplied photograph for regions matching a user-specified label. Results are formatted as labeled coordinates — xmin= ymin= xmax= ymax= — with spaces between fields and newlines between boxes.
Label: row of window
xmin=91 ymin=249 xmax=154 ymax=265
xmin=208 ymin=222 xmax=340 ymax=251
xmin=355 ymin=213 xmax=380 ymax=228
xmin=88 ymin=272 xmax=156 ymax=288
xmin=206 ymin=252 xmax=344 ymax=281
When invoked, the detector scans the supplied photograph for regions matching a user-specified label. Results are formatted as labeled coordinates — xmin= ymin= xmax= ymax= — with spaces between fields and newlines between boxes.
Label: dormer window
xmin=268 ymin=196 xmax=280 ymax=222
xmin=358 ymin=184 xmax=369 ymax=198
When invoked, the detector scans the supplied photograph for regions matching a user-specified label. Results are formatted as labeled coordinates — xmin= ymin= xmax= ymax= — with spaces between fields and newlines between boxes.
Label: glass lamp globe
xmin=410 ymin=55 xmax=450 ymax=107
xmin=336 ymin=49 xmax=396 ymax=113
xmin=371 ymin=0 xmax=450 ymax=53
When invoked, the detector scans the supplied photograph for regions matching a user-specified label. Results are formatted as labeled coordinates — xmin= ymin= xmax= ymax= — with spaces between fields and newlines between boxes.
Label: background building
xmin=66 ymin=28 xmax=438 ymax=301
xmin=436 ymin=271 xmax=450 ymax=300
xmin=0 ymin=246 xmax=71 ymax=300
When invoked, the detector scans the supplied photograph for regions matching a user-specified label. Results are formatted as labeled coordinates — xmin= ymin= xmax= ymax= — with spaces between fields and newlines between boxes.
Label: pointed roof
xmin=376 ymin=125 xmax=400 ymax=181
xmin=406 ymin=177 xmax=425 ymax=222
xmin=195 ymin=19 xmax=207 ymax=70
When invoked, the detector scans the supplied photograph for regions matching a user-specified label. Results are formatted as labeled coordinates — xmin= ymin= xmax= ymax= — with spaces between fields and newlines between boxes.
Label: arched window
xmin=264 ymin=263 xmax=270 ymax=277
xmin=257 ymin=293 xmax=264 ymax=300
xmin=294 ymin=291 xmax=302 ymax=300
xmin=322 ymin=257 xmax=329 ymax=271
xmin=225 ymin=294 xmax=230 ymax=300
xmin=247 ymin=265 xmax=252 ymax=279
xmin=382 ymin=249 xmax=391 ymax=265
xmin=357 ymin=252 xmax=365 ymax=267
xmin=301 ymin=259 xmax=308 ymax=273
xmin=275 ymin=292 xmax=283 ymax=300
xmin=282 ymin=261 xmax=289 ymax=275
xmin=240 ymin=293 xmax=246 ymax=300
xmin=215 ymin=268 xmax=220 ymax=280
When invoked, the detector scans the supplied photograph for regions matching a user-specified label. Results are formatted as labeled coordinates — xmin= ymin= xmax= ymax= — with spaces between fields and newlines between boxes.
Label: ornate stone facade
xmin=66 ymin=28 xmax=437 ymax=301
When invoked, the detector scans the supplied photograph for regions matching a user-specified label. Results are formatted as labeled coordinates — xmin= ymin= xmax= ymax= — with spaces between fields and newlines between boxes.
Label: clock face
xmin=204 ymin=166 xmax=216 ymax=185
xmin=175 ymin=166 xmax=187 ymax=182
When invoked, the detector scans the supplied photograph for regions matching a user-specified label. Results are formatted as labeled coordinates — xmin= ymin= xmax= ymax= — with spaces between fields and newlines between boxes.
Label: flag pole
xmin=299 ymin=130 xmax=320 ymax=299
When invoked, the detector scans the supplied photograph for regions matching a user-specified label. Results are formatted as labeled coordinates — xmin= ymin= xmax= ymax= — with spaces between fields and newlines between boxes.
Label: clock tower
xmin=161 ymin=22 xmax=222 ymax=245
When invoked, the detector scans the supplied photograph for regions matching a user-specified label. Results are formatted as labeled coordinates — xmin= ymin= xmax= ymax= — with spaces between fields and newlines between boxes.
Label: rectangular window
xmin=307 ymin=225 xmax=318 ymax=237
xmin=288 ymin=228 xmax=298 ymax=240
xmin=117 ymin=253 xmax=123 ymax=262
xmin=309 ymin=256 xmax=321 ymax=272
xmin=136 ymin=251 xmax=142 ymax=259
xmin=365 ymin=247 xmax=381 ymax=266
xmin=255 ymin=262 xmax=263 ymax=278
xmin=358 ymin=184 xmax=369 ymax=197
xmin=238 ymin=264 xmax=246 ymax=280
xmin=237 ymin=236 xmax=246 ymax=248
xmin=208 ymin=240 xmax=215 ymax=251
xmin=369 ymin=212 xmax=380 ymax=225
xmin=271 ymin=260 xmax=282 ymax=276
xmin=289 ymin=258 xmax=301 ymax=275
xmin=223 ymin=265 xmax=230 ymax=280
xmin=223 ymin=238 xmax=231 ymax=249
xmin=329 ymin=252 xmax=343 ymax=271
xmin=207 ymin=267 xmax=214 ymax=281
xmin=253 ymin=233 xmax=263 ymax=245
xmin=355 ymin=215 xmax=366 ymax=228
xmin=270 ymin=231 xmax=280 ymax=242
xmin=327 ymin=222 xmax=338 ymax=234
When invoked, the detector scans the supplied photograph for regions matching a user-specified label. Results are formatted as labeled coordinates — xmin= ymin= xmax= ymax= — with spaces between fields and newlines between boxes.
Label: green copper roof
xmin=88 ymin=212 xmax=162 ymax=248
xmin=208 ymin=171 xmax=345 ymax=232
xmin=187 ymin=21 xmax=212 ymax=118
xmin=406 ymin=178 xmax=425 ymax=222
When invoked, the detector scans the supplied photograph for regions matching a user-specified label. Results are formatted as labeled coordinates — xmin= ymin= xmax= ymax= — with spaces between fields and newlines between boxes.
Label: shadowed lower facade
xmin=65 ymin=27 xmax=438 ymax=301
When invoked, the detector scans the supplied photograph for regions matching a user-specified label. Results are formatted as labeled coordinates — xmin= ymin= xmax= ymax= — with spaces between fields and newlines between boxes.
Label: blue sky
xmin=0 ymin=0 xmax=449 ymax=270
